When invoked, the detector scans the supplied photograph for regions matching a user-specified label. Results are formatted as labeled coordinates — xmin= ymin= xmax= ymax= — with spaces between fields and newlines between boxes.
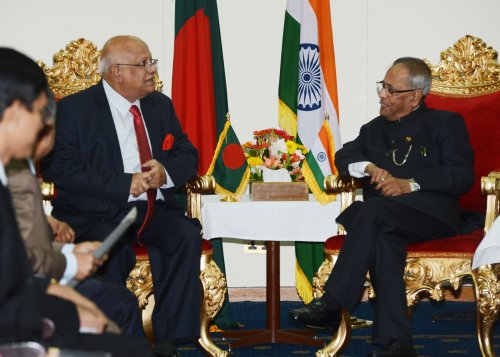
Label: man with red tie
xmin=42 ymin=35 xmax=201 ymax=356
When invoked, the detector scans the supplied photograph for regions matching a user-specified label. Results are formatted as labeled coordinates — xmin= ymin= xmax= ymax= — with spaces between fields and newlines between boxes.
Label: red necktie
xmin=129 ymin=105 xmax=157 ymax=243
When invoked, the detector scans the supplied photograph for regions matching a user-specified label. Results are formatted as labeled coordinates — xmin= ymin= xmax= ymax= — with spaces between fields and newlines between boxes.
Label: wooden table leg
xmin=224 ymin=241 xmax=324 ymax=349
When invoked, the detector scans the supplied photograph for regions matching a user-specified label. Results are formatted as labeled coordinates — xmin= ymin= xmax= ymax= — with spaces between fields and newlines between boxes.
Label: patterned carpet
xmin=177 ymin=301 xmax=499 ymax=356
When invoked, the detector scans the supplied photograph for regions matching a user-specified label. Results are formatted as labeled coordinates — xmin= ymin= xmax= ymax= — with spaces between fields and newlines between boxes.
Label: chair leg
xmin=198 ymin=252 xmax=228 ymax=357
xmin=315 ymin=309 xmax=352 ymax=357
xmin=127 ymin=254 xmax=229 ymax=355
xmin=312 ymin=254 xmax=335 ymax=299
xmin=126 ymin=257 xmax=156 ymax=343
xmin=472 ymin=264 xmax=500 ymax=357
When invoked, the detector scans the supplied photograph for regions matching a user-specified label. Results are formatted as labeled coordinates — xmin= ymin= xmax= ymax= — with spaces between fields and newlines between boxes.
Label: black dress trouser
xmin=324 ymin=197 xmax=455 ymax=345
xmin=72 ymin=200 xmax=202 ymax=344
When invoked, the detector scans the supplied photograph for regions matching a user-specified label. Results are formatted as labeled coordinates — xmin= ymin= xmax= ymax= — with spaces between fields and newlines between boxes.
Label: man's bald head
xmin=99 ymin=36 xmax=149 ymax=75
xmin=97 ymin=35 xmax=156 ymax=102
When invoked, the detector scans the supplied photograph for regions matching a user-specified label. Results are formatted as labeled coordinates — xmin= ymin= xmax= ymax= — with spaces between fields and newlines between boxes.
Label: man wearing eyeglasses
xmin=289 ymin=57 xmax=475 ymax=357
xmin=42 ymin=35 xmax=201 ymax=356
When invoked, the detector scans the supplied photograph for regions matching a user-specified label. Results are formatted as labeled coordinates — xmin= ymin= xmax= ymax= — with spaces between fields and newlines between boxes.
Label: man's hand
xmin=74 ymin=253 xmax=101 ymax=280
xmin=376 ymin=177 xmax=413 ymax=196
xmin=130 ymin=172 xmax=150 ymax=197
xmin=75 ymin=303 xmax=108 ymax=334
xmin=47 ymin=216 xmax=75 ymax=243
xmin=74 ymin=241 xmax=101 ymax=254
xmin=142 ymin=159 xmax=167 ymax=189
xmin=365 ymin=163 xmax=412 ymax=197
xmin=74 ymin=242 xmax=106 ymax=280
xmin=46 ymin=284 xmax=108 ymax=334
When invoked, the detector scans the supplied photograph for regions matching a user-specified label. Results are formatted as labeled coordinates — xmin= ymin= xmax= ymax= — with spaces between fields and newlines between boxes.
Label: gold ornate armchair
xmin=313 ymin=35 xmax=500 ymax=357
xmin=38 ymin=38 xmax=228 ymax=357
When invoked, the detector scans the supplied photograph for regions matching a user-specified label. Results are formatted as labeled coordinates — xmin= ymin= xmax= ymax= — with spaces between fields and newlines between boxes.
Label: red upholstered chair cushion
xmin=325 ymin=229 xmax=484 ymax=258
xmin=406 ymin=229 xmax=483 ymax=257
xmin=133 ymin=244 xmax=149 ymax=258
xmin=425 ymin=92 xmax=500 ymax=213
xmin=133 ymin=238 xmax=213 ymax=258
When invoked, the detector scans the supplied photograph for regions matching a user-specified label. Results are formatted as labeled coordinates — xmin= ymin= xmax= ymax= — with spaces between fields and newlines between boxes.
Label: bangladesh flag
xmin=172 ymin=0 xmax=248 ymax=197
xmin=172 ymin=0 xmax=248 ymax=328
xmin=278 ymin=0 xmax=342 ymax=303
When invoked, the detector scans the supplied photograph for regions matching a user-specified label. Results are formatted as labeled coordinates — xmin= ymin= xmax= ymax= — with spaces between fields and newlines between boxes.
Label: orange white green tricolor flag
xmin=278 ymin=0 xmax=342 ymax=303
xmin=278 ymin=0 xmax=341 ymax=205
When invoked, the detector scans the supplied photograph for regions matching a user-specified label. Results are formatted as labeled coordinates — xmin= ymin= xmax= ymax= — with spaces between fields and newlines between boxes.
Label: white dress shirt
xmin=102 ymin=80 xmax=174 ymax=202
xmin=0 ymin=160 xmax=7 ymax=187
xmin=348 ymin=161 xmax=371 ymax=178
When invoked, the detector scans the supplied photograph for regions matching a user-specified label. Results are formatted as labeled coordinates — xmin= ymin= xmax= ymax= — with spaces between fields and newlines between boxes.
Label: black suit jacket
xmin=335 ymin=104 xmax=475 ymax=232
xmin=42 ymin=81 xmax=198 ymax=221
xmin=0 ymin=183 xmax=43 ymax=342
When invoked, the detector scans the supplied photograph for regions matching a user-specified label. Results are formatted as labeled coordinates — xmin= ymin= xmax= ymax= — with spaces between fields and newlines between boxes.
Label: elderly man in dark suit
xmin=289 ymin=57 xmax=475 ymax=357
xmin=42 ymin=35 xmax=201 ymax=355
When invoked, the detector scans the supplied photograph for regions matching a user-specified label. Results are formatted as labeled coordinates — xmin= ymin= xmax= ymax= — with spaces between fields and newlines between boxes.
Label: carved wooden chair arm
xmin=324 ymin=174 xmax=361 ymax=195
xmin=323 ymin=174 xmax=362 ymax=235
xmin=40 ymin=181 xmax=55 ymax=202
xmin=185 ymin=175 xmax=216 ymax=221
xmin=324 ymin=174 xmax=362 ymax=211
xmin=481 ymin=169 xmax=500 ymax=233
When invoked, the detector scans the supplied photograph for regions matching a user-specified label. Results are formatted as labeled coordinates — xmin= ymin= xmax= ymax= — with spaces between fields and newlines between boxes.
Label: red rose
xmin=162 ymin=133 xmax=174 ymax=151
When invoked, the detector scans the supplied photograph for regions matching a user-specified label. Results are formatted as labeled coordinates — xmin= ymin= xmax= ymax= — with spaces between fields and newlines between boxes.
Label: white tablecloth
xmin=200 ymin=194 xmax=341 ymax=242
xmin=472 ymin=216 xmax=500 ymax=269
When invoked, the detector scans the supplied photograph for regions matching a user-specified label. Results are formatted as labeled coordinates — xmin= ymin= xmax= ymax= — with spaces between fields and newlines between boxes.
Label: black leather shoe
xmin=367 ymin=340 xmax=417 ymax=357
xmin=288 ymin=298 xmax=340 ymax=329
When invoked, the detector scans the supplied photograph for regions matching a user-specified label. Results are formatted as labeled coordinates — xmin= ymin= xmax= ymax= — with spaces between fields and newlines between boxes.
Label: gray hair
xmin=98 ymin=52 xmax=118 ymax=75
xmin=98 ymin=56 xmax=109 ymax=74
xmin=393 ymin=57 xmax=432 ymax=96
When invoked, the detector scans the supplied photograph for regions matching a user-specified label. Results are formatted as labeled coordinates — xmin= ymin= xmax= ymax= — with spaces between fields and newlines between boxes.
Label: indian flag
xmin=278 ymin=0 xmax=342 ymax=303
xmin=278 ymin=0 xmax=341 ymax=203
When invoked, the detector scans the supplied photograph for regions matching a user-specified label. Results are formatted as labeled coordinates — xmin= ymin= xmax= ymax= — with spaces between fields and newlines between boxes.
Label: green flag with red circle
xmin=172 ymin=0 xmax=248 ymax=197
xmin=206 ymin=118 xmax=249 ymax=198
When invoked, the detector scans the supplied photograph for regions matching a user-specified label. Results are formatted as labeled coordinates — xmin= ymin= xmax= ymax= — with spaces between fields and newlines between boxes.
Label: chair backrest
xmin=38 ymin=38 xmax=163 ymax=99
xmin=424 ymin=35 xmax=500 ymax=214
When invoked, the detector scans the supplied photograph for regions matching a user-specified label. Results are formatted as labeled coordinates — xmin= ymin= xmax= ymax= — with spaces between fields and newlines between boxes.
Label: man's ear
xmin=2 ymin=100 xmax=23 ymax=126
xmin=109 ymin=65 xmax=121 ymax=82
xmin=411 ymin=90 xmax=424 ymax=106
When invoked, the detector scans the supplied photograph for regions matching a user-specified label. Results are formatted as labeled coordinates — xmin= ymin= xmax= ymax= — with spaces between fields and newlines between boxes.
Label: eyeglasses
xmin=115 ymin=59 xmax=158 ymax=71
xmin=376 ymin=81 xmax=420 ymax=96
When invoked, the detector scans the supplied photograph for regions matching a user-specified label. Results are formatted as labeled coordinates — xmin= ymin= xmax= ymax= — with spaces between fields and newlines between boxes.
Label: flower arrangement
xmin=242 ymin=128 xmax=308 ymax=182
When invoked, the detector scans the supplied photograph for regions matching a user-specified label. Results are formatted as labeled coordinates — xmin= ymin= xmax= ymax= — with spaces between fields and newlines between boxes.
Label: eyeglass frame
xmin=114 ymin=59 xmax=159 ymax=71
xmin=376 ymin=81 xmax=421 ymax=96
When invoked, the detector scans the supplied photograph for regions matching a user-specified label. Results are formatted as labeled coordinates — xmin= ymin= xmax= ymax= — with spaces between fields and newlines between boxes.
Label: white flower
xmin=294 ymin=149 xmax=305 ymax=160
xmin=269 ymin=138 xmax=287 ymax=157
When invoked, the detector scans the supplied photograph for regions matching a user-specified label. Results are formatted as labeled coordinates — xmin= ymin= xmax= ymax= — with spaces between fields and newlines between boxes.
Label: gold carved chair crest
xmin=38 ymin=38 xmax=162 ymax=98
